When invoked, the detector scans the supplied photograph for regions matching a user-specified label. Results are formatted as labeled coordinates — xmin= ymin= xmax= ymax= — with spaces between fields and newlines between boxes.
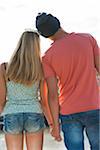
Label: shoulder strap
xmin=4 ymin=62 xmax=6 ymax=70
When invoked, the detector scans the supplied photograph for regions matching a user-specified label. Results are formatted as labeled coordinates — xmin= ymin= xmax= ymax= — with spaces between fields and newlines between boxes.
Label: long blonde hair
xmin=6 ymin=31 xmax=43 ymax=86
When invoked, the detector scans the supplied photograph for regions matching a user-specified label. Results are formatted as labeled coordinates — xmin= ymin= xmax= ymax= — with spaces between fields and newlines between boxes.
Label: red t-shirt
xmin=42 ymin=33 xmax=100 ymax=115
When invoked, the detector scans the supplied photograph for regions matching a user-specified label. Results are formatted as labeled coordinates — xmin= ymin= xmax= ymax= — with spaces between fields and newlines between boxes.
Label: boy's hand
xmin=49 ymin=124 xmax=62 ymax=141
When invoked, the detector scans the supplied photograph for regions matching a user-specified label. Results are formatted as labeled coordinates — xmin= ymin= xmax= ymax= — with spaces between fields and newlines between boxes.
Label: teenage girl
xmin=0 ymin=31 xmax=52 ymax=150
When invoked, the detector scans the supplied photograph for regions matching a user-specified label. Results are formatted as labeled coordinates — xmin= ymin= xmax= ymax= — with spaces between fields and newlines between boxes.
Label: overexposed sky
xmin=0 ymin=0 xmax=100 ymax=63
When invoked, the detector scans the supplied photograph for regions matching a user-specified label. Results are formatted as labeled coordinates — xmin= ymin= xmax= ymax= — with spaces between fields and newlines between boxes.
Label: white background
xmin=0 ymin=0 xmax=100 ymax=63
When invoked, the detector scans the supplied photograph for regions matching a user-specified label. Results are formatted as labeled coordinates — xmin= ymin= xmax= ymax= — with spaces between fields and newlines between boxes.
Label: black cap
xmin=36 ymin=12 xmax=60 ymax=38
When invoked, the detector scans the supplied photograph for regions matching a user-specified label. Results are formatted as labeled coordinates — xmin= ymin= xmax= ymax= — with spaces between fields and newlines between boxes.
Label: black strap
xmin=3 ymin=62 xmax=6 ymax=70
xmin=3 ymin=62 xmax=10 ymax=81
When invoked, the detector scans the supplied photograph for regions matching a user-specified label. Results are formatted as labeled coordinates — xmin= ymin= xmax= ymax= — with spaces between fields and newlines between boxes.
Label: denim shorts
xmin=3 ymin=113 xmax=46 ymax=134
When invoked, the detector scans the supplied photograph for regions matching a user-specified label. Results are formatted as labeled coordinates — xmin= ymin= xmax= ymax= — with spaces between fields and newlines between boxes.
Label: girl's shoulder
xmin=0 ymin=62 xmax=8 ymax=79
xmin=0 ymin=62 xmax=8 ymax=70
xmin=0 ymin=63 xmax=7 ymax=82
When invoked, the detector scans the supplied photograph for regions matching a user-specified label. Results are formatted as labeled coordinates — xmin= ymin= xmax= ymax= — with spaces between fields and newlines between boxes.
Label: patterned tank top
xmin=1 ymin=81 xmax=43 ymax=116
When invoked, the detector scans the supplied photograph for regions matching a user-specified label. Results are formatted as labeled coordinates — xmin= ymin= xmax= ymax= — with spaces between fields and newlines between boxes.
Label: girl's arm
xmin=40 ymin=79 xmax=53 ymax=126
xmin=0 ymin=64 xmax=6 ymax=113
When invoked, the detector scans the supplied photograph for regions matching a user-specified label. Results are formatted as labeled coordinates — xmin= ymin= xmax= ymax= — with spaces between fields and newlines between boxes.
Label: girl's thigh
xmin=5 ymin=133 xmax=23 ymax=150
xmin=25 ymin=131 xmax=44 ymax=150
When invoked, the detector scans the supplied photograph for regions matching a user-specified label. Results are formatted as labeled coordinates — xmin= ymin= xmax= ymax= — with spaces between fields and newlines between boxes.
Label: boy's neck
xmin=49 ymin=28 xmax=68 ymax=41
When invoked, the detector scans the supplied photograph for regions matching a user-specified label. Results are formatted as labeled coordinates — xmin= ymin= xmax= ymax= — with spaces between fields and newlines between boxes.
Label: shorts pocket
xmin=3 ymin=114 xmax=23 ymax=134
xmin=24 ymin=113 xmax=46 ymax=133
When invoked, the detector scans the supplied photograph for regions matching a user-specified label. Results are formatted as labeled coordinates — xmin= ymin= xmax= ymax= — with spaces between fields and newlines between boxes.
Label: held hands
xmin=49 ymin=123 xmax=62 ymax=142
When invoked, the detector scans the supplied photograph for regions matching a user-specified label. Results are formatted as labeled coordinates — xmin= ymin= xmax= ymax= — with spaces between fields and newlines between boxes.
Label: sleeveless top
xmin=1 ymin=80 xmax=43 ymax=116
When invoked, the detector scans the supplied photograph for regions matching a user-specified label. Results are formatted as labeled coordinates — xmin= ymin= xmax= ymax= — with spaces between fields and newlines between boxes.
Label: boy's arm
xmin=45 ymin=76 xmax=61 ymax=141
xmin=94 ymin=55 xmax=100 ymax=75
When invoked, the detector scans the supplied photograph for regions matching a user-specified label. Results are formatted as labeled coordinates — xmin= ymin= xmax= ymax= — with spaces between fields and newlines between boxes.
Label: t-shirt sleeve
xmin=89 ymin=34 xmax=100 ymax=56
xmin=42 ymin=56 xmax=56 ymax=79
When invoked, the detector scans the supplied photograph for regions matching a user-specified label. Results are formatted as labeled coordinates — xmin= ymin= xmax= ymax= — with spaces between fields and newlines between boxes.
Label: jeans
xmin=60 ymin=109 xmax=100 ymax=150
